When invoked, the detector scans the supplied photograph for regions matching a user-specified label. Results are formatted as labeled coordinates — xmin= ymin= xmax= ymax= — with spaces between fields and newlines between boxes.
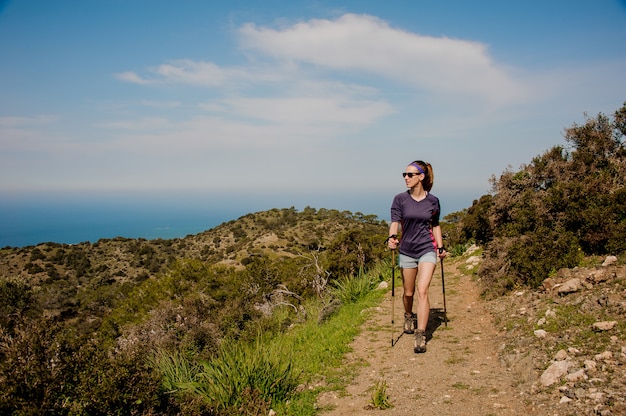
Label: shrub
xmin=459 ymin=194 xmax=493 ymax=245
xmin=324 ymin=228 xmax=386 ymax=278
xmin=0 ymin=277 xmax=36 ymax=330
xmin=0 ymin=318 xmax=76 ymax=414
xmin=477 ymin=103 xmax=626 ymax=295
xmin=0 ymin=317 xmax=167 ymax=415
xmin=69 ymin=339 xmax=167 ymax=415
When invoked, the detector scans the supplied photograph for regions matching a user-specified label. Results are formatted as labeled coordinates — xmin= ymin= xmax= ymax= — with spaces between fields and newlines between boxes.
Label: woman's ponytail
xmin=412 ymin=160 xmax=434 ymax=192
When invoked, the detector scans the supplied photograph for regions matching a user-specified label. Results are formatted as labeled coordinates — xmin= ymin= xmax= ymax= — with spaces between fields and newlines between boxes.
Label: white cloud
xmin=116 ymin=59 xmax=264 ymax=87
xmin=113 ymin=14 xmax=524 ymax=104
xmin=220 ymin=95 xmax=392 ymax=125
xmin=237 ymin=14 xmax=525 ymax=103
xmin=114 ymin=71 xmax=154 ymax=85
xmin=152 ymin=60 xmax=234 ymax=86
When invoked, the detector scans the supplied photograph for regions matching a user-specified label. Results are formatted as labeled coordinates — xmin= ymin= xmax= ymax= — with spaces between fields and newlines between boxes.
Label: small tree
xmin=478 ymin=103 xmax=626 ymax=294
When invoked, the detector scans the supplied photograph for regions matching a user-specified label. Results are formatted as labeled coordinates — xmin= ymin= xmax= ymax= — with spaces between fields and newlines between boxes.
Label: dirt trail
xmin=317 ymin=257 xmax=531 ymax=415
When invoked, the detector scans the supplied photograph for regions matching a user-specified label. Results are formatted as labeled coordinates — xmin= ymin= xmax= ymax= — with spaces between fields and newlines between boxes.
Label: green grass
xmin=275 ymin=289 xmax=384 ymax=414
xmin=154 ymin=268 xmax=386 ymax=415
xmin=151 ymin=348 xmax=200 ymax=393
xmin=539 ymin=302 xmax=622 ymax=352
xmin=369 ymin=379 xmax=393 ymax=409
xmin=444 ymin=354 xmax=466 ymax=365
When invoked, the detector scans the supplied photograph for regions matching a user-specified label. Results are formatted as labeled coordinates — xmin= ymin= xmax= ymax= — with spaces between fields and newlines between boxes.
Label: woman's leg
xmin=401 ymin=267 xmax=418 ymax=315
xmin=415 ymin=262 xmax=436 ymax=332
xmin=401 ymin=267 xmax=418 ymax=333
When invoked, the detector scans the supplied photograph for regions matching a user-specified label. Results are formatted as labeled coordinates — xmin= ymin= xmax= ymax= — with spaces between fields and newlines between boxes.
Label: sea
xmin=0 ymin=189 xmax=477 ymax=248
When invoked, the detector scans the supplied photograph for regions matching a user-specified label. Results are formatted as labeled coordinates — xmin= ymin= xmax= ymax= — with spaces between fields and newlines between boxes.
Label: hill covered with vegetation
xmin=1 ymin=103 xmax=624 ymax=415
xmin=1 ymin=207 xmax=390 ymax=414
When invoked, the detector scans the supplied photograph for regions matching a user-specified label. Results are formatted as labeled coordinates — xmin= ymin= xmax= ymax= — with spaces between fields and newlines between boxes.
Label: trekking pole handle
xmin=386 ymin=235 xmax=399 ymax=251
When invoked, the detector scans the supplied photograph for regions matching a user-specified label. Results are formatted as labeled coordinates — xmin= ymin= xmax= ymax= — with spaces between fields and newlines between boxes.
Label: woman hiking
xmin=387 ymin=160 xmax=447 ymax=353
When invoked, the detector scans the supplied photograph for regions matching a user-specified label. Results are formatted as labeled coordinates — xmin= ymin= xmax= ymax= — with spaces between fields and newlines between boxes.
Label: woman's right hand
xmin=387 ymin=236 xmax=399 ymax=250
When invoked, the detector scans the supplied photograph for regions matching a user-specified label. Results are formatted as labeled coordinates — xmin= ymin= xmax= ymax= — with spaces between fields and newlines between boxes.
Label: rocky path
xmin=317 ymin=257 xmax=531 ymax=415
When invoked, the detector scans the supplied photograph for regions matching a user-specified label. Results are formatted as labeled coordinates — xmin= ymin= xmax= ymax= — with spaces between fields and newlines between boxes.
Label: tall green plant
xmin=330 ymin=268 xmax=377 ymax=304
xmin=180 ymin=338 xmax=298 ymax=413
xmin=153 ymin=348 xmax=200 ymax=393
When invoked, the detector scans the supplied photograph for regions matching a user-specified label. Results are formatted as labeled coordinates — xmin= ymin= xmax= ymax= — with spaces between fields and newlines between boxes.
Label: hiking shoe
xmin=414 ymin=330 xmax=427 ymax=353
xmin=403 ymin=312 xmax=417 ymax=334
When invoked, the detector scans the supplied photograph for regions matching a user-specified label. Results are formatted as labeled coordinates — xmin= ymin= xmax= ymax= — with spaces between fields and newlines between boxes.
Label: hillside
xmin=1 ymin=206 xmax=392 ymax=414
xmin=1 ymin=205 xmax=625 ymax=415
xmin=0 ymin=207 xmax=386 ymax=324
xmin=1 ymin=206 xmax=383 ymax=278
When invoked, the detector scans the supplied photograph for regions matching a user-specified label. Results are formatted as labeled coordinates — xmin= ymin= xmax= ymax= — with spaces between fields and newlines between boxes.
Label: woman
xmin=387 ymin=160 xmax=447 ymax=353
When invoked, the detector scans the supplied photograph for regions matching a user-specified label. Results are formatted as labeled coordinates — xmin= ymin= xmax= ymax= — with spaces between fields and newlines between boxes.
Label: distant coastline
xmin=0 ymin=189 xmax=477 ymax=248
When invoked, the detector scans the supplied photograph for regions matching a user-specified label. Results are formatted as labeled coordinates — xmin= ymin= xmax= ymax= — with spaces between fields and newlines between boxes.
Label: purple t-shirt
xmin=390 ymin=191 xmax=441 ymax=259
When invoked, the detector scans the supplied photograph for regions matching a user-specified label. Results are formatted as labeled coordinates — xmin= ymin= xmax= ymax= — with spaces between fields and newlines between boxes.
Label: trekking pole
xmin=390 ymin=249 xmax=396 ymax=346
xmin=440 ymin=257 xmax=448 ymax=326
xmin=389 ymin=248 xmax=405 ymax=346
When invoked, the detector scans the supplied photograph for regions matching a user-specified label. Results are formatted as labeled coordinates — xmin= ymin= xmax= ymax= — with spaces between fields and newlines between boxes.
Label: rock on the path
xmin=466 ymin=255 xmax=481 ymax=267
xmin=464 ymin=244 xmax=480 ymax=255
xmin=592 ymin=321 xmax=618 ymax=331
xmin=594 ymin=351 xmax=613 ymax=361
xmin=584 ymin=360 xmax=597 ymax=370
xmin=565 ymin=368 xmax=586 ymax=382
xmin=540 ymin=360 xmax=573 ymax=386
xmin=556 ymin=278 xmax=582 ymax=295
xmin=601 ymin=255 xmax=618 ymax=266
xmin=554 ymin=349 xmax=569 ymax=361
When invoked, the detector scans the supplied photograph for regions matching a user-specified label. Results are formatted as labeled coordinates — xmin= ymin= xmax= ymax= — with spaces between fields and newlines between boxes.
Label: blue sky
xmin=1 ymin=0 xmax=625 ymax=216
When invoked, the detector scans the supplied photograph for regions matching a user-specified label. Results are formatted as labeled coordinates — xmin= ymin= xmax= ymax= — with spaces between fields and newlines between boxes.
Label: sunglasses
xmin=402 ymin=172 xmax=422 ymax=178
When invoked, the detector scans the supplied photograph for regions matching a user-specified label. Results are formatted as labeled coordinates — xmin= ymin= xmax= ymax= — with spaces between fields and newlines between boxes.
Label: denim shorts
xmin=398 ymin=251 xmax=437 ymax=268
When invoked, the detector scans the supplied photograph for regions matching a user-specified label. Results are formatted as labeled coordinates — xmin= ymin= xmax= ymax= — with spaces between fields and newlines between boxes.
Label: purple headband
xmin=410 ymin=163 xmax=425 ymax=174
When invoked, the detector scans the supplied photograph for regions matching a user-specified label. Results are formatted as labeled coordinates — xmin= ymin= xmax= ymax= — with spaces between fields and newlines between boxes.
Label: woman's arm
xmin=432 ymin=225 xmax=447 ymax=258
